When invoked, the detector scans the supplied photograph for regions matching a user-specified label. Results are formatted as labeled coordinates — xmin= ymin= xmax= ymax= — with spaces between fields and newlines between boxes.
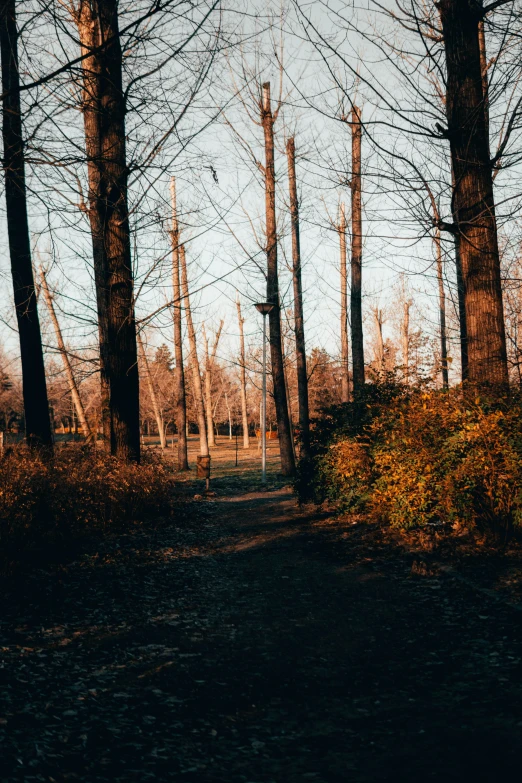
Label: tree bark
xmin=39 ymin=267 xmax=92 ymax=442
xmin=137 ymin=333 xmax=166 ymax=449
xmin=339 ymin=202 xmax=350 ymax=402
xmin=373 ymin=307 xmax=385 ymax=371
xmin=0 ymin=0 xmax=53 ymax=450
xmin=286 ymin=137 xmax=310 ymax=459
xmin=179 ymin=244 xmax=208 ymax=456
xmin=170 ymin=177 xmax=189 ymax=470
xmin=434 ymin=230 xmax=449 ymax=389
xmin=401 ymin=300 xmax=410 ymax=382
xmin=236 ymin=298 xmax=250 ymax=449
xmin=439 ymin=0 xmax=508 ymax=387
xmin=261 ymin=82 xmax=295 ymax=476
xmin=350 ymin=106 xmax=365 ymax=394
xmin=478 ymin=20 xmax=489 ymax=139
xmin=202 ymin=321 xmax=223 ymax=449
xmin=76 ymin=0 xmax=140 ymax=461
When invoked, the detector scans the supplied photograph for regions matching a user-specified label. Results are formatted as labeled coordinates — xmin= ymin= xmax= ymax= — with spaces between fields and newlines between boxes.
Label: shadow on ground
xmin=2 ymin=486 xmax=522 ymax=782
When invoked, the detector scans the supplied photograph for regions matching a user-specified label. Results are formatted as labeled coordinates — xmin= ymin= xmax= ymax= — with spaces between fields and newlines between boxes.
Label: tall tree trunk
xmin=435 ymin=230 xmax=449 ymax=389
xmin=39 ymin=267 xmax=92 ymax=442
xmin=286 ymin=137 xmax=310 ymax=459
xmin=401 ymin=301 xmax=410 ymax=382
xmin=236 ymin=298 xmax=250 ymax=449
xmin=137 ymin=333 xmax=166 ymax=449
xmin=0 ymin=0 xmax=53 ymax=450
xmin=478 ymin=20 xmax=489 ymax=138
xmin=439 ymin=0 xmax=508 ymax=387
xmin=76 ymin=0 xmax=140 ymax=461
xmin=179 ymin=244 xmax=208 ymax=456
xmin=224 ymin=391 xmax=232 ymax=440
xmin=170 ymin=177 xmax=188 ymax=470
xmin=350 ymin=106 xmax=365 ymax=394
xmin=202 ymin=326 xmax=215 ymax=448
xmin=339 ymin=202 xmax=350 ymax=402
xmin=373 ymin=307 xmax=385 ymax=371
xmin=261 ymin=82 xmax=295 ymax=476
xmin=202 ymin=321 xmax=223 ymax=449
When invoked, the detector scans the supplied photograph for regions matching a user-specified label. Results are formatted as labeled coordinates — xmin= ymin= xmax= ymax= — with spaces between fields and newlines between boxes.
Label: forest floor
xmin=2 ymin=439 xmax=522 ymax=781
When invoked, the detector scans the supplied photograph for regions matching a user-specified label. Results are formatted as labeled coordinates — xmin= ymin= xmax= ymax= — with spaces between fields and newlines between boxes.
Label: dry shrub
xmin=0 ymin=447 xmax=175 ymax=563
xmin=309 ymin=386 xmax=522 ymax=537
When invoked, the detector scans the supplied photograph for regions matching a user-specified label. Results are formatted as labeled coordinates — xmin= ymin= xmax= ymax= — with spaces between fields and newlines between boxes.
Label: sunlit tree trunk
xmin=434 ymin=230 xmax=449 ymax=389
xmin=76 ymin=0 xmax=140 ymax=461
xmin=170 ymin=177 xmax=188 ymax=469
xmin=401 ymin=300 xmax=410 ymax=382
xmin=261 ymin=82 xmax=295 ymax=476
xmin=0 ymin=0 xmax=53 ymax=450
xmin=350 ymin=106 xmax=365 ymax=394
xmin=39 ymin=267 xmax=92 ymax=442
xmin=439 ymin=0 xmax=508 ymax=387
xmin=236 ymin=298 xmax=250 ymax=449
xmin=180 ymin=244 xmax=208 ymax=456
xmin=373 ymin=307 xmax=385 ymax=372
xmin=286 ymin=137 xmax=310 ymax=459
xmin=137 ymin=333 xmax=166 ymax=449
xmin=339 ymin=202 xmax=350 ymax=402
xmin=202 ymin=321 xmax=223 ymax=449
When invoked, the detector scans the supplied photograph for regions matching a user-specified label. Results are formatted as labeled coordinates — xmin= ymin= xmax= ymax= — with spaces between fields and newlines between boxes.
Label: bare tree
xmin=39 ymin=267 xmax=92 ymax=442
xmin=137 ymin=333 xmax=166 ymax=449
xmin=170 ymin=177 xmax=189 ymax=470
xmin=0 ymin=0 xmax=53 ymax=450
xmin=437 ymin=0 xmax=508 ymax=386
xmin=373 ymin=307 xmax=385 ymax=373
xmin=179 ymin=244 xmax=208 ymax=457
xmin=202 ymin=320 xmax=223 ymax=449
xmin=338 ymin=202 xmax=350 ymax=402
xmin=261 ymin=81 xmax=295 ymax=476
xmin=286 ymin=136 xmax=310 ymax=458
xmin=434 ymin=230 xmax=449 ymax=389
xmin=236 ymin=297 xmax=250 ymax=449
xmin=401 ymin=300 xmax=410 ymax=383
xmin=76 ymin=0 xmax=140 ymax=461
xmin=349 ymin=106 xmax=365 ymax=394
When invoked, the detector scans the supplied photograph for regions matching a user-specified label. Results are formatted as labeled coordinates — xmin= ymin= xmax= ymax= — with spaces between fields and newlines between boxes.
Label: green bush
xmin=300 ymin=384 xmax=522 ymax=537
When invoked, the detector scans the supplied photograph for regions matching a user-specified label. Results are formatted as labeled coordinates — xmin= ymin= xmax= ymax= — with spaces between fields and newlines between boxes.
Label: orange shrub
xmin=0 ymin=447 xmax=175 ymax=564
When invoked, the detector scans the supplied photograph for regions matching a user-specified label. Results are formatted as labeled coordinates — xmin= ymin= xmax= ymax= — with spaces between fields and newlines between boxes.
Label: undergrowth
xmin=0 ymin=447 xmax=175 ymax=567
xmin=296 ymin=379 xmax=522 ymax=539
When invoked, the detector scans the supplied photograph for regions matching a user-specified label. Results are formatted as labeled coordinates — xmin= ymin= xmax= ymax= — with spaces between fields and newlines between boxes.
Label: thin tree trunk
xmin=76 ymin=0 xmax=140 ymax=461
xmin=286 ymin=137 xmax=310 ymax=459
xmin=0 ymin=0 xmax=53 ymax=450
xmin=261 ymin=82 xmax=295 ymax=476
xmin=401 ymin=301 xmax=410 ymax=382
xmin=39 ymin=267 xmax=92 ymax=441
xmin=179 ymin=244 xmax=208 ymax=456
xmin=453 ymin=228 xmax=469 ymax=382
xmin=339 ymin=202 xmax=350 ymax=402
xmin=435 ymin=230 xmax=449 ymax=389
xmin=350 ymin=106 xmax=365 ymax=394
xmin=439 ymin=0 xmax=508 ymax=387
xmin=236 ymin=298 xmax=250 ymax=449
xmin=224 ymin=391 xmax=232 ymax=440
xmin=202 ymin=321 xmax=223 ymax=449
xmin=202 ymin=326 xmax=214 ymax=448
xmin=373 ymin=308 xmax=385 ymax=371
xmin=137 ymin=333 xmax=166 ymax=449
xmin=170 ymin=177 xmax=188 ymax=470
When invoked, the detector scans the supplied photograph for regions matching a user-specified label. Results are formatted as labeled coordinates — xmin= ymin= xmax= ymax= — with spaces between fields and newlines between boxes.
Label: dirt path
xmin=2 ymin=487 xmax=522 ymax=782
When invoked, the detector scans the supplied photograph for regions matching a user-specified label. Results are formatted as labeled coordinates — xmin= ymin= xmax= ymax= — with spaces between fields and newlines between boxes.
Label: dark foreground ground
xmin=2 ymin=480 xmax=522 ymax=782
